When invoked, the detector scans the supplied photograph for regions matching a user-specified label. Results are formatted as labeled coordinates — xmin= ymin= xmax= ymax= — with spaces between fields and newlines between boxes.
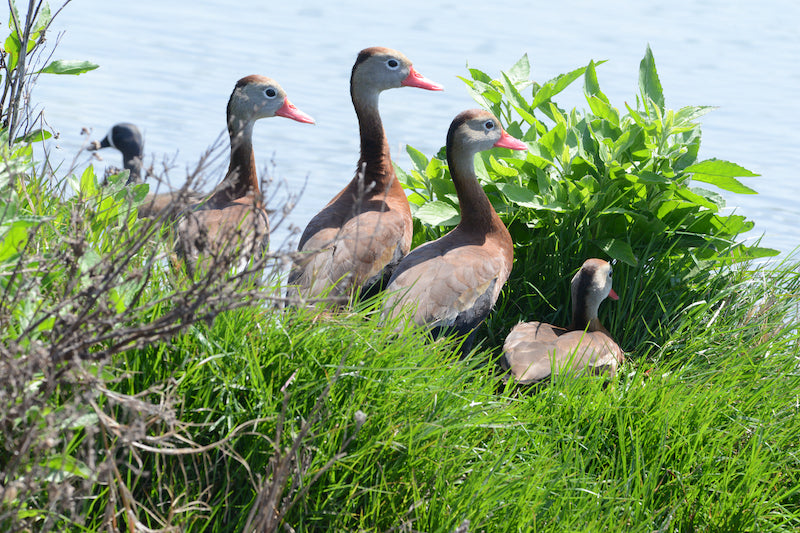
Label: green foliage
xmin=35 ymin=59 xmax=98 ymax=76
xmin=397 ymin=47 xmax=779 ymax=351
xmin=1 ymin=1 xmax=99 ymax=142
xmin=0 ymin=131 xmax=149 ymax=346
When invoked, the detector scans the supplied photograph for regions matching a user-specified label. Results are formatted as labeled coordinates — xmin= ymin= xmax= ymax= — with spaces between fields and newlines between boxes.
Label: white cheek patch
xmin=106 ymin=126 xmax=117 ymax=149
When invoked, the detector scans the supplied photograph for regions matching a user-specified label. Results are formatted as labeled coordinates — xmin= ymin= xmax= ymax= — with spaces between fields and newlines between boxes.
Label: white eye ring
xmin=386 ymin=58 xmax=400 ymax=70
xmin=484 ymin=120 xmax=495 ymax=131
xmin=264 ymin=87 xmax=278 ymax=98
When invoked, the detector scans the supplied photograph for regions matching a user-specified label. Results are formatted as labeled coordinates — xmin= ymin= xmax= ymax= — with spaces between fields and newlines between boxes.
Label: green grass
xmin=82 ymin=256 xmax=800 ymax=532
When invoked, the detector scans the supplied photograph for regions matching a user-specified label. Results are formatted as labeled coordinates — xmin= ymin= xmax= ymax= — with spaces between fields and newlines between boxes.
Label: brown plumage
xmin=287 ymin=47 xmax=443 ymax=301
xmin=137 ymin=190 xmax=204 ymax=219
xmin=502 ymin=258 xmax=624 ymax=384
xmin=382 ymin=109 xmax=528 ymax=352
xmin=177 ymin=75 xmax=314 ymax=277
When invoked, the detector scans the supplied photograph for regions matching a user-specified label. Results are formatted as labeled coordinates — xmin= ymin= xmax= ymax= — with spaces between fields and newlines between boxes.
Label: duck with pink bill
xmin=382 ymin=109 xmax=528 ymax=354
xmin=502 ymin=258 xmax=624 ymax=384
xmin=177 ymin=75 xmax=314 ymax=278
xmin=287 ymin=46 xmax=443 ymax=303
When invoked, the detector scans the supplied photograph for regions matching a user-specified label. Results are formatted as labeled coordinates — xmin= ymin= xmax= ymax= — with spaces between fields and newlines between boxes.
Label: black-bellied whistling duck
xmin=382 ymin=109 xmax=527 ymax=352
xmin=177 ymin=75 xmax=314 ymax=277
xmin=287 ymin=46 xmax=443 ymax=302
xmin=89 ymin=122 xmax=144 ymax=184
xmin=502 ymin=258 xmax=624 ymax=384
xmin=88 ymin=123 xmax=204 ymax=218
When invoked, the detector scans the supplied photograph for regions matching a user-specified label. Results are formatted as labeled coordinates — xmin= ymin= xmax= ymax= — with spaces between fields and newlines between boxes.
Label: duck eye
xmin=608 ymin=269 xmax=613 ymax=278
xmin=386 ymin=58 xmax=400 ymax=69
xmin=265 ymin=87 xmax=277 ymax=98
xmin=484 ymin=120 xmax=495 ymax=130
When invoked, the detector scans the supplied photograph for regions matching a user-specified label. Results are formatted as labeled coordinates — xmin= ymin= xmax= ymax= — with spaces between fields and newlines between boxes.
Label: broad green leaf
xmin=13 ymin=129 xmax=52 ymax=144
xmin=467 ymin=66 xmax=493 ymax=84
xmin=639 ymin=45 xmax=665 ymax=112
xmin=4 ymin=33 xmax=20 ymax=71
xmin=79 ymin=165 xmax=98 ymax=196
xmin=473 ymin=154 xmax=490 ymax=183
xmin=38 ymin=59 xmax=99 ymax=75
xmin=593 ymin=238 xmax=638 ymax=267
xmin=394 ymin=163 xmax=418 ymax=188
xmin=526 ymin=148 xmax=554 ymax=167
xmin=488 ymin=155 xmax=518 ymax=177
xmin=710 ymin=213 xmax=752 ymax=235
xmin=676 ymin=188 xmax=720 ymax=211
xmin=41 ymin=455 xmax=91 ymax=481
xmin=538 ymin=121 xmax=566 ymax=161
xmin=611 ymin=127 xmax=639 ymax=160
xmin=632 ymin=171 xmax=669 ymax=185
xmin=723 ymin=245 xmax=780 ymax=262
xmin=513 ymin=104 xmax=538 ymax=127
xmin=460 ymin=76 xmax=494 ymax=107
xmin=407 ymin=192 xmax=427 ymax=207
xmin=689 ymin=165 xmax=758 ymax=194
xmin=414 ymin=200 xmax=460 ymax=227
xmin=406 ymin=145 xmax=429 ymax=172
xmin=501 ymin=72 xmax=531 ymax=114
xmin=584 ymin=60 xmax=609 ymax=104
xmin=689 ymin=187 xmax=726 ymax=209
xmin=684 ymin=158 xmax=759 ymax=178
xmin=674 ymin=105 xmax=716 ymax=125
xmin=430 ymin=177 xmax=456 ymax=200
xmin=586 ymin=96 xmax=619 ymax=126
xmin=496 ymin=183 xmax=540 ymax=208
xmin=531 ymin=65 xmax=587 ymax=109
xmin=0 ymin=220 xmax=34 ymax=262
xmin=625 ymin=103 xmax=648 ymax=127
xmin=425 ymin=157 xmax=444 ymax=179
xmin=32 ymin=2 xmax=52 ymax=33
xmin=506 ymin=53 xmax=530 ymax=83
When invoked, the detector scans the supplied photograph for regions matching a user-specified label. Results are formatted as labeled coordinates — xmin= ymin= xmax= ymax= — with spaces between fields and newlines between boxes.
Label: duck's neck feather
xmin=352 ymin=90 xmax=394 ymax=191
xmin=212 ymin=120 xmax=259 ymax=203
xmin=448 ymin=147 xmax=498 ymax=233
xmin=124 ymin=157 xmax=143 ymax=184
xmin=570 ymin=308 xmax=605 ymax=333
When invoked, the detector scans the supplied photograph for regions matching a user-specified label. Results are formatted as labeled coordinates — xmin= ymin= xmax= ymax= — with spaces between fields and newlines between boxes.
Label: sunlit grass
xmin=98 ymin=255 xmax=800 ymax=532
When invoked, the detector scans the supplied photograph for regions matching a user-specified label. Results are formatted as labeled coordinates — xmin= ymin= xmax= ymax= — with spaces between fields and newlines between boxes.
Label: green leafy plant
xmin=397 ymin=46 xmax=778 ymax=350
xmin=1 ymin=0 xmax=98 ymax=143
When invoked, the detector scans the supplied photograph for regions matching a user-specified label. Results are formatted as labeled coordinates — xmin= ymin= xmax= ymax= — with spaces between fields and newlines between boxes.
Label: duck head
xmin=227 ymin=75 xmax=315 ymax=132
xmin=570 ymin=258 xmax=618 ymax=330
xmin=350 ymin=47 xmax=443 ymax=105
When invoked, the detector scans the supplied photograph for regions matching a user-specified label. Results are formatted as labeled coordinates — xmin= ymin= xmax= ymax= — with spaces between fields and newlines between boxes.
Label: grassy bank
xmin=79 ymin=258 xmax=800 ymax=531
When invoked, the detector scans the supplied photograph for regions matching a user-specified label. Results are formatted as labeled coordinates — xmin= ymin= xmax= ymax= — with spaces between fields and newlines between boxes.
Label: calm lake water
xmin=19 ymin=0 xmax=800 ymax=254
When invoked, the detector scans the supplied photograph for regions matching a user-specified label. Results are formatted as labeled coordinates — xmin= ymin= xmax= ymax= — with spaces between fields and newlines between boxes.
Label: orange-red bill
xmin=401 ymin=66 xmax=444 ymax=91
xmin=493 ymin=130 xmax=527 ymax=151
xmin=276 ymin=98 xmax=315 ymax=124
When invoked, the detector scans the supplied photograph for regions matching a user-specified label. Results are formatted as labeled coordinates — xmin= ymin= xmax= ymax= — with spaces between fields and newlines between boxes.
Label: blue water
xmin=17 ymin=0 xmax=800 ymax=254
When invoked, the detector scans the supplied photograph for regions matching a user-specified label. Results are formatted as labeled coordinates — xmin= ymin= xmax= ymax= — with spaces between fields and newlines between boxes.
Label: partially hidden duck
xmin=89 ymin=122 xmax=144 ymax=184
xmin=177 ymin=75 xmax=314 ymax=277
xmin=287 ymin=47 xmax=443 ymax=302
xmin=502 ymin=258 xmax=624 ymax=384
xmin=88 ymin=122 xmax=203 ymax=218
xmin=382 ymin=109 xmax=528 ymax=353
